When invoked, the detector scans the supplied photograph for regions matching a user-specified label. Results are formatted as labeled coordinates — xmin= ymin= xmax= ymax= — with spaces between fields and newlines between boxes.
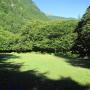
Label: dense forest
xmin=0 ymin=0 xmax=90 ymax=58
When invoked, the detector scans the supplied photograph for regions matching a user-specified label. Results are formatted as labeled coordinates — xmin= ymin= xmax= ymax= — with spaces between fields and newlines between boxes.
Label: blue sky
xmin=33 ymin=0 xmax=90 ymax=18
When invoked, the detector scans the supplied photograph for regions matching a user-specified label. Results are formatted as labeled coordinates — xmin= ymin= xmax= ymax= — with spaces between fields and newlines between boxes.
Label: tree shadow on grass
xmin=0 ymin=53 xmax=90 ymax=90
xmin=0 ymin=53 xmax=21 ymax=71
xmin=0 ymin=53 xmax=20 ymax=61
xmin=55 ymin=53 xmax=90 ymax=69
xmin=67 ymin=58 xmax=90 ymax=69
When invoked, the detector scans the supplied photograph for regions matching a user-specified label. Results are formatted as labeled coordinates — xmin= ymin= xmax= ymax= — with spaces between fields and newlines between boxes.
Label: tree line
xmin=0 ymin=20 xmax=77 ymax=53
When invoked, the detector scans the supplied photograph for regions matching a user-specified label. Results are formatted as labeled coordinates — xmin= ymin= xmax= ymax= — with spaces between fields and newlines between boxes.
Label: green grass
xmin=5 ymin=52 xmax=90 ymax=85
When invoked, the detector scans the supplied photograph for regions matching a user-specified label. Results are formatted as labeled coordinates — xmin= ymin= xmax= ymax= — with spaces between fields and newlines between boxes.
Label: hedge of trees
xmin=20 ymin=20 xmax=77 ymax=53
xmin=0 ymin=20 xmax=78 ymax=54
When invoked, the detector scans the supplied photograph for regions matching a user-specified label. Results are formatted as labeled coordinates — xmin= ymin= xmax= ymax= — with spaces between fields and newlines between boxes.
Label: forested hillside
xmin=0 ymin=0 xmax=48 ymax=33
xmin=0 ymin=0 xmax=78 ymax=54
xmin=0 ymin=0 xmax=90 ymax=58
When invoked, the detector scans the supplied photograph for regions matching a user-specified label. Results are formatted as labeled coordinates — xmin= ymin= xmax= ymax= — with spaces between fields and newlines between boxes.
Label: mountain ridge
xmin=48 ymin=15 xmax=78 ymax=21
xmin=0 ymin=0 xmax=48 ymax=32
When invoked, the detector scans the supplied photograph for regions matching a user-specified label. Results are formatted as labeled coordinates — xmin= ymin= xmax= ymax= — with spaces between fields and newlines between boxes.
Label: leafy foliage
xmin=17 ymin=20 xmax=77 ymax=53
xmin=73 ymin=6 xmax=90 ymax=57
xmin=0 ymin=26 xmax=19 ymax=51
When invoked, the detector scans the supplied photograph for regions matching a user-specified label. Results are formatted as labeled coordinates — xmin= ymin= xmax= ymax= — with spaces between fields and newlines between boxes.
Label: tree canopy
xmin=73 ymin=6 xmax=90 ymax=57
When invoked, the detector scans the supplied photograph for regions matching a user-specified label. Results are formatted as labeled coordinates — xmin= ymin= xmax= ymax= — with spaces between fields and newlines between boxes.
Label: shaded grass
xmin=55 ymin=53 xmax=90 ymax=68
xmin=5 ymin=52 xmax=90 ymax=85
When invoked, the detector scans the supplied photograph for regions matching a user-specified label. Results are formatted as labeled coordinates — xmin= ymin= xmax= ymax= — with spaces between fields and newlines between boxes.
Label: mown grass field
xmin=4 ymin=52 xmax=90 ymax=86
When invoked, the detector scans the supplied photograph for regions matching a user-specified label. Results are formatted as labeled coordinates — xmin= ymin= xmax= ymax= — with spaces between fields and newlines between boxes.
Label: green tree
xmin=73 ymin=6 xmax=90 ymax=57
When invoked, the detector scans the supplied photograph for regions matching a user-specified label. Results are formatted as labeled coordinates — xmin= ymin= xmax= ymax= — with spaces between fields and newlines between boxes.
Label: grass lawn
xmin=4 ymin=52 xmax=90 ymax=86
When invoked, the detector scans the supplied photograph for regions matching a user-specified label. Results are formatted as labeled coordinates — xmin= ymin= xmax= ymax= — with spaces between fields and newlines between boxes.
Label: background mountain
xmin=48 ymin=15 xmax=78 ymax=21
xmin=0 ymin=0 xmax=48 ymax=32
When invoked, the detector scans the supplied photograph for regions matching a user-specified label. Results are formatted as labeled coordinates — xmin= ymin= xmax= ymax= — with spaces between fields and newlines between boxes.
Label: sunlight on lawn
xmin=6 ymin=52 xmax=90 ymax=85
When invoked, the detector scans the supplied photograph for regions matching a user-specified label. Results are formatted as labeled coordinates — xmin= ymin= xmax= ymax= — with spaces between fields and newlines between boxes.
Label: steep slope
xmin=0 ymin=0 xmax=48 ymax=32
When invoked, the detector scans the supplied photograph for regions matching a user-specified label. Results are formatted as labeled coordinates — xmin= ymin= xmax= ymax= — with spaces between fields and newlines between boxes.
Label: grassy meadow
xmin=3 ymin=52 xmax=90 ymax=85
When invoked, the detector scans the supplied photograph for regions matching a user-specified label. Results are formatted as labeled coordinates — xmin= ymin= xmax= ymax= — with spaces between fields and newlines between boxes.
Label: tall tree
xmin=73 ymin=6 xmax=90 ymax=57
